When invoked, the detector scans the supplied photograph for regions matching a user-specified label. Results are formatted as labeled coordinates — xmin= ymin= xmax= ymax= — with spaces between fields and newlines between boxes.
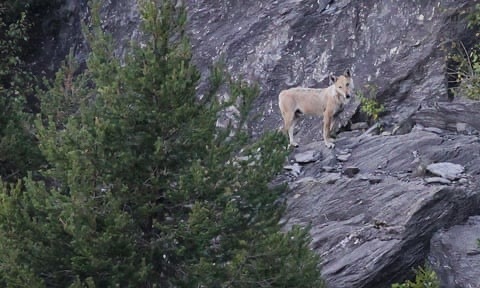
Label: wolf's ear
xmin=344 ymin=68 xmax=352 ymax=78
xmin=329 ymin=74 xmax=337 ymax=85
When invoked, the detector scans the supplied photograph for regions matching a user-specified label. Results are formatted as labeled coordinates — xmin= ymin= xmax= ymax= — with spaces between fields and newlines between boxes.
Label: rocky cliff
xmin=30 ymin=0 xmax=480 ymax=287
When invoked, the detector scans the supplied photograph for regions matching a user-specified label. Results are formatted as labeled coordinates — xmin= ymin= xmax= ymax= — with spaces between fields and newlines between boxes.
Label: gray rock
xmin=284 ymin=163 xmax=302 ymax=176
xmin=411 ymin=124 xmax=425 ymax=132
xmin=392 ymin=118 xmax=415 ymax=135
xmin=290 ymin=173 xmax=342 ymax=189
xmin=323 ymin=173 xmax=342 ymax=185
xmin=413 ymin=101 xmax=480 ymax=134
xmin=322 ymin=166 xmax=337 ymax=173
xmin=429 ymin=216 xmax=480 ymax=288
xmin=426 ymin=162 xmax=464 ymax=180
xmin=293 ymin=141 xmax=338 ymax=167
xmin=282 ymin=130 xmax=480 ymax=288
xmin=423 ymin=127 xmax=444 ymax=134
xmin=351 ymin=122 xmax=369 ymax=131
xmin=424 ymin=177 xmax=451 ymax=185
xmin=343 ymin=167 xmax=360 ymax=178
xmin=362 ymin=122 xmax=382 ymax=137
xmin=360 ymin=174 xmax=382 ymax=184
xmin=292 ymin=177 xmax=317 ymax=186
xmin=359 ymin=175 xmax=369 ymax=181
xmin=368 ymin=177 xmax=383 ymax=185
xmin=337 ymin=153 xmax=351 ymax=162
xmin=456 ymin=122 xmax=478 ymax=135
xmin=294 ymin=150 xmax=320 ymax=164
xmin=456 ymin=122 xmax=468 ymax=133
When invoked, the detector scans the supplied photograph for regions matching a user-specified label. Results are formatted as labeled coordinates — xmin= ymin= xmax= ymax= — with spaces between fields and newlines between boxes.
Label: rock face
xmin=27 ymin=0 xmax=141 ymax=76
xmin=429 ymin=216 xmax=480 ymax=288
xmin=186 ymin=0 xmax=475 ymax=141
xmin=280 ymin=129 xmax=480 ymax=288
xmin=27 ymin=0 xmax=480 ymax=287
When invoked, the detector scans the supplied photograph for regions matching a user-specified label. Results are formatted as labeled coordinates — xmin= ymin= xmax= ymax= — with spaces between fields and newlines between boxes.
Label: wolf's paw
xmin=289 ymin=141 xmax=299 ymax=148
xmin=325 ymin=141 xmax=335 ymax=149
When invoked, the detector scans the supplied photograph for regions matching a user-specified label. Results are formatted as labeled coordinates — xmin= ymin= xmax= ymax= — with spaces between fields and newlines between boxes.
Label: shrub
xmin=357 ymin=84 xmax=385 ymax=121
xmin=391 ymin=266 xmax=440 ymax=288
xmin=447 ymin=4 xmax=480 ymax=100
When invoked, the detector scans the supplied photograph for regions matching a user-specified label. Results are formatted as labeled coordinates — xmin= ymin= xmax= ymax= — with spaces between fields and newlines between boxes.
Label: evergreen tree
xmin=0 ymin=0 xmax=324 ymax=287
xmin=0 ymin=3 xmax=43 ymax=181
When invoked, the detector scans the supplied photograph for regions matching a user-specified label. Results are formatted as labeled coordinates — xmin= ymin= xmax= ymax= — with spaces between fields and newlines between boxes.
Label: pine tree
xmin=0 ymin=0 xmax=324 ymax=287
xmin=0 ymin=3 xmax=43 ymax=181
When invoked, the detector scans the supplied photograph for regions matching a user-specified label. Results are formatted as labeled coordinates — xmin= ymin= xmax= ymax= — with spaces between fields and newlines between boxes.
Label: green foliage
xmin=447 ymin=4 xmax=480 ymax=100
xmin=1 ymin=0 xmax=64 ymax=25
xmin=391 ymin=266 xmax=440 ymax=288
xmin=0 ymin=0 xmax=323 ymax=287
xmin=39 ymin=48 xmax=91 ymax=129
xmin=357 ymin=84 xmax=384 ymax=121
xmin=447 ymin=42 xmax=480 ymax=100
xmin=0 ymin=3 xmax=43 ymax=181
xmin=467 ymin=3 xmax=480 ymax=28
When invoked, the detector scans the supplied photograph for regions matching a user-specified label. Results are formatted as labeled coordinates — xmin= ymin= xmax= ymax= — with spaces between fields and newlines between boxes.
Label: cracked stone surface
xmin=429 ymin=216 xmax=480 ymax=288
xmin=281 ymin=130 xmax=480 ymax=288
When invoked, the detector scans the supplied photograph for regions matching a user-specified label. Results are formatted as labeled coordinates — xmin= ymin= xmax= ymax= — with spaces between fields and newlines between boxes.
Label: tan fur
xmin=278 ymin=69 xmax=354 ymax=148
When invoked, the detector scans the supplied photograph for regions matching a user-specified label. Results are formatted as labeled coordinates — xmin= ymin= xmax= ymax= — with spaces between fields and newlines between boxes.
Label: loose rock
xmin=284 ymin=163 xmax=302 ymax=176
xmin=360 ymin=174 xmax=383 ymax=184
xmin=424 ymin=177 xmax=451 ymax=185
xmin=343 ymin=166 xmax=360 ymax=178
xmin=322 ymin=166 xmax=337 ymax=173
xmin=426 ymin=162 xmax=464 ymax=180
xmin=423 ymin=127 xmax=444 ymax=134
xmin=294 ymin=150 xmax=321 ymax=164
xmin=351 ymin=122 xmax=369 ymax=130
xmin=337 ymin=153 xmax=351 ymax=162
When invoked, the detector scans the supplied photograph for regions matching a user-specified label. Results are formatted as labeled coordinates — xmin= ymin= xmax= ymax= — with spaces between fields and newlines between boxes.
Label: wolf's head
xmin=329 ymin=69 xmax=354 ymax=104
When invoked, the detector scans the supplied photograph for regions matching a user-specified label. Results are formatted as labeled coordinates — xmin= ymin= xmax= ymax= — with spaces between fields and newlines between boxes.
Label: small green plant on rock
xmin=447 ymin=41 xmax=480 ymax=100
xmin=447 ymin=4 xmax=480 ymax=100
xmin=391 ymin=266 xmax=439 ymax=288
xmin=357 ymin=83 xmax=385 ymax=121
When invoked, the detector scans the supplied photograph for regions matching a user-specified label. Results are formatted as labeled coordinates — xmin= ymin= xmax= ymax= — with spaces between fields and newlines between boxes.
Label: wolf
xmin=278 ymin=69 xmax=354 ymax=148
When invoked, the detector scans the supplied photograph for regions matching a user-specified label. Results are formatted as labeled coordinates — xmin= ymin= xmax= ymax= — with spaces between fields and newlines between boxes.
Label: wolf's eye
xmin=339 ymin=86 xmax=342 ymax=89
xmin=346 ymin=83 xmax=350 ymax=87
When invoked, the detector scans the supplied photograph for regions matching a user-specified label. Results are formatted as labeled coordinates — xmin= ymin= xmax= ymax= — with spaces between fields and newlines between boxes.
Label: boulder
xmin=343 ymin=166 xmax=360 ymax=178
xmin=282 ymin=130 xmax=480 ymax=288
xmin=429 ymin=216 xmax=480 ymax=288
xmin=413 ymin=100 xmax=480 ymax=134
xmin=294 ymin=150 xmax=321 ymax=164
xmin=426 ymin=163 xmax=464 ymax=181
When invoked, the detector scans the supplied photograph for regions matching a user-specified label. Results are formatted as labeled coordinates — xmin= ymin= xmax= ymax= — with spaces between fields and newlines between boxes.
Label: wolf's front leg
xmin=288 ymin=118 xmax=299 ymax=147
xmin=323 ymin=112 xmax=335 ymax=149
